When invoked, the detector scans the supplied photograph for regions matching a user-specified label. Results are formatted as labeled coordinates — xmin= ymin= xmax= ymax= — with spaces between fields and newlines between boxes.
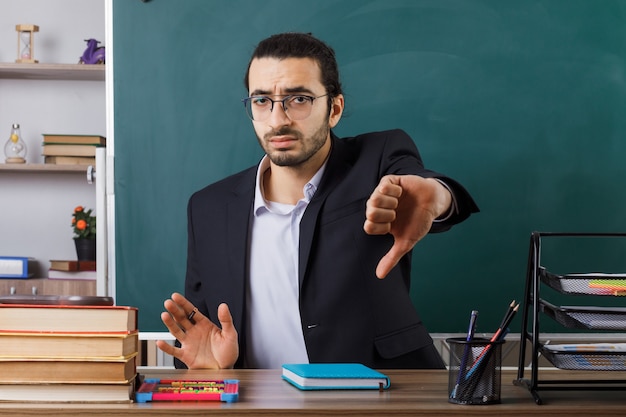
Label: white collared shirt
xmin=244 ymin=156 xmax=326 ymax=369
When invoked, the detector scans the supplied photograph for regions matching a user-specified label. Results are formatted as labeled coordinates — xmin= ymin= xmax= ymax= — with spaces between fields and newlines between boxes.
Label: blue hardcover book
xmin=0 ymin=256 xmax=36 ymax=278
xmin=281 ymin=363 xmax=390 ymax=390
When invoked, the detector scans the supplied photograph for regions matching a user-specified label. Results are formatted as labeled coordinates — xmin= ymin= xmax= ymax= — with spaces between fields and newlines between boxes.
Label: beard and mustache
xmin=258 ymin=121 xmax=330 ymax=167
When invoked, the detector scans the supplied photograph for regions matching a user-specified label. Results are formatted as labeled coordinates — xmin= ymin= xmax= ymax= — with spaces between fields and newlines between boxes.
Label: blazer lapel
xmin=298 ymin=135 xmax=351 ymax=287
xmin=226 ymin=169 xmax=256 ymax=333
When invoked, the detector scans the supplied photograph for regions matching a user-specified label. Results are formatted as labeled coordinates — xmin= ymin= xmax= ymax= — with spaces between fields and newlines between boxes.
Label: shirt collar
xmin=254 ymin=155 xmax=327 ymax=216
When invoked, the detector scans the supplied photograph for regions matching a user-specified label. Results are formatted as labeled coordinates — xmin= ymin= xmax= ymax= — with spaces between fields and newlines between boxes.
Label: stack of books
xmin=48 ymin=259 xmax=96 ymax=281
xmin=0 ymin=302 xmax=138 ymax=402
xmin=42 ymin=134 xmax=106 ymax=166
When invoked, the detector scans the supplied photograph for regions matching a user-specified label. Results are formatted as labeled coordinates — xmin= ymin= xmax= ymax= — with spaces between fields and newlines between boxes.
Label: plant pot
xmin=74 ymin=238 xmax=96 ymax=261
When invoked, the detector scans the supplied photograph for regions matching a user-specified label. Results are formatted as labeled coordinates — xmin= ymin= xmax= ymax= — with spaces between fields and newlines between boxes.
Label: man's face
xmin=247 ymin=57 xmax=342 ymax=167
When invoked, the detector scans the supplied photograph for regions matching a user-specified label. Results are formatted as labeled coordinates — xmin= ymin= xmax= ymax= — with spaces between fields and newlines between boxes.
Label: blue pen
xmin=466 ymin=310 xmax=479 ymax=341
xmin=451 ymin=310 xmax=478 ymax=398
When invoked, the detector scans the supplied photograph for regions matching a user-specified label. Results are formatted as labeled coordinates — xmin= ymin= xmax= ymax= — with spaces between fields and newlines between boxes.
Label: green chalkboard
xmin=113 ymin=0 xmax=626 ymax=333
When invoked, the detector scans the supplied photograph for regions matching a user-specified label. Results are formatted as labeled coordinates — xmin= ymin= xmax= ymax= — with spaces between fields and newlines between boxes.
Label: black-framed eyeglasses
xmin=242 ymin=94 xmax=329 ymax=121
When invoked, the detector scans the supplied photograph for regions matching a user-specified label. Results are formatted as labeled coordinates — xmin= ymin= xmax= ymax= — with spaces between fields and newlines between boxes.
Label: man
xmin=157 ymin=32 xmax=479 ymax=369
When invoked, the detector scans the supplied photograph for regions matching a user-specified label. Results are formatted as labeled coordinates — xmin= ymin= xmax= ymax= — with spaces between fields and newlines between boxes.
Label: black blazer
xmin=183 ymin=129 xmax=479 ymax=368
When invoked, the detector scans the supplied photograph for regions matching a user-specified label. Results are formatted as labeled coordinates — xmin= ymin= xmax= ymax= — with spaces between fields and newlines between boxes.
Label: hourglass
xmin=15 ymin=24 xmax=39 ymax=64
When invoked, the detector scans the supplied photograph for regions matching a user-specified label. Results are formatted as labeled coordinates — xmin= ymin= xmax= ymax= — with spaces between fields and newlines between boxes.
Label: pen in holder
xmin=447 ymin=337 xmax=504 ymax=405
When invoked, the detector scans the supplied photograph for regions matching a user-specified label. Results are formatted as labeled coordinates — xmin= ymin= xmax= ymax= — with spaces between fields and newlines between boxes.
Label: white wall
xmin=0 ymin=0 xmax=105 ymax=276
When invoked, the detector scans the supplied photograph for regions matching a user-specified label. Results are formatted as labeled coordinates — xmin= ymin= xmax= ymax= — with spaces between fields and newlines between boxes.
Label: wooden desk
xmin=0 ymin=368 xmax=624 ymax=416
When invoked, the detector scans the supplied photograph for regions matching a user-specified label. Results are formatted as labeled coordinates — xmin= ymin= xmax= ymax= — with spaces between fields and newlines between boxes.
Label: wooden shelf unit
xmin=0 ymin=63 xmax=105 ymax=81
xmin=0 ymin=57 xmax=105 ymax=296
xmin=0 ymin=163 xmax=90 ymax=173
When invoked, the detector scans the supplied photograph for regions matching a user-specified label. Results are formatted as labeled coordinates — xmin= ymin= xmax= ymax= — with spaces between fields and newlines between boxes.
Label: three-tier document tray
xmin=515 ymin=232 xmax=626 ymax=404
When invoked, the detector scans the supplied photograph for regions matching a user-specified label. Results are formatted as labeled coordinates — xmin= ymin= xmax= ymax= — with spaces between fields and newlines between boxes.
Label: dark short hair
xmin=244 ymin=32 xmax=343 ymax=101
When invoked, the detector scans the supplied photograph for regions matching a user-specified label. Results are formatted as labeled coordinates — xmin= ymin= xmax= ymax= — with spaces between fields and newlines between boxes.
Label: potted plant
xmin=72 ymin=205 xmax=96 ymax=261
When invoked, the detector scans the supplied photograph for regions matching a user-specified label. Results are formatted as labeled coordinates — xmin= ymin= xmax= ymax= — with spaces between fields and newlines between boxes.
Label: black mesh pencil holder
xmin=447 ymin=337 xmax=504 ymax=405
